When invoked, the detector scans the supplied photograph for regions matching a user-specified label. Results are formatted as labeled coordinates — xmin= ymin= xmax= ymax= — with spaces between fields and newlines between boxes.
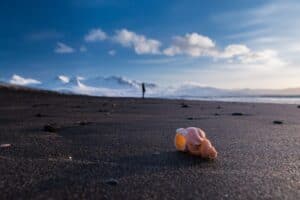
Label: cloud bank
xmin=79 ymin=28 xmax=284 ymax=67
xmin=162 ymin=33 xmax=284 ymax=66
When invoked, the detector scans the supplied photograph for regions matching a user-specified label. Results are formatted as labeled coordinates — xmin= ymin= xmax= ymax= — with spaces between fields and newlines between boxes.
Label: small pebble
xmin=273 ymin=120 xmax=283 ymax=125
xmin=43 ymin=124 xmax=59 ymax=132
xmin=104 ymin=178 xmax=119 ymax=186
xmin=78 ymin=121 xmax=91 ymax=126
xmin=181 ymin=103 xmax=189 ymax=108
xmin=35 ymin=113 xmax=43 ymax=117
xmin=232 ymin=112 xmax=243 ymax=116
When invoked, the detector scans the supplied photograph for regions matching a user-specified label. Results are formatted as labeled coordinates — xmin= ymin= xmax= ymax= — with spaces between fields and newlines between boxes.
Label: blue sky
xmin=1 ymin=0 xmax=300 ymax=89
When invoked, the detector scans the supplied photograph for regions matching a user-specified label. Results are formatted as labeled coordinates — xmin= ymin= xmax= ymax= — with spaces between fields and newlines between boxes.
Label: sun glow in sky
xmin=1 ymin=0 xmax=300 ymax=89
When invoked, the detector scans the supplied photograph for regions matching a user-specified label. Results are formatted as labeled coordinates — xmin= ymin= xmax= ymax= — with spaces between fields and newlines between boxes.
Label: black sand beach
xmin=0 ymin=86 xmax=299 ymax=199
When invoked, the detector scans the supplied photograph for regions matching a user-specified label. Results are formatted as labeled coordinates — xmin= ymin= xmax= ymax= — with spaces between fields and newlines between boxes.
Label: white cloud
xmin=54 ymin=42 xmax=75 ymax=54
xmin=163 ymin=33 xmax=216 ymax=57
xmin=57 ymin=75 xmax=70 ymax=84
xmin=220 ymin=44 xmax=250 ymax=58
xmin=9 ymin=74 xmax=41 ymax=86
xmin=113 ymin=29 xmax=161 ymax=55
xmin=108 ymin=50 xmax=116 ymax=56
xmin=84 ymin=28 xmax=107 ymax=42
xmin=80 ymin=45 xmax=87 ymax=52
xmin=176 ymin=33 xmax=215 ymax=48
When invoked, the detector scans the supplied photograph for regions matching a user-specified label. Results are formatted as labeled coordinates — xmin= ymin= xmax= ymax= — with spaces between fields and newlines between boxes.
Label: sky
xmin=1 ymin=0 xmax=300 ymax=89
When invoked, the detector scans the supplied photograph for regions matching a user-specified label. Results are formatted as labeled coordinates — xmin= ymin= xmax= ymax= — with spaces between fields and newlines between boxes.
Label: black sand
xmin=0 ymin=86 xmax=299 ymax=199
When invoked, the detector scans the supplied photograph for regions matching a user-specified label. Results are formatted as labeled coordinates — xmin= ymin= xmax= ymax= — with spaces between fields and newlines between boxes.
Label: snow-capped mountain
xmin=50 ymin=75 xmax=159 ymax=97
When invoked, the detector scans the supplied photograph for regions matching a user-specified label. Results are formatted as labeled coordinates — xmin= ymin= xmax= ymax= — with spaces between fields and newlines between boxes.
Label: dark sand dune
xmin=0 ymin=86 xmax=299 ymax=199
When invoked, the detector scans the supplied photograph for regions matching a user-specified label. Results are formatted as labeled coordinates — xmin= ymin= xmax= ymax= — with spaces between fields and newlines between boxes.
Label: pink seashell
xmin=175 ymin=127 xmax=218 ymax=159
xmin=185 ymin=127 xmax=204 ymax=145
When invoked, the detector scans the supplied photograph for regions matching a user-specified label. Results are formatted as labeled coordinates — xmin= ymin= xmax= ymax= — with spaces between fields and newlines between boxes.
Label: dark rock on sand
xmin=35 ymin=113 xmax=44 ymax=117
xmin=232 ymin=112 xmax=244 ymax=116
xmin=104 ymin=178 xmax=119 ymax=186
xmin=43 ymin=124 xmax=59 ymax=132
xmin=78 ymin=121 xmax=92 ymax=126
xmin=273 ymin=120 xmax=283 ymax=125
xmin=181 ymin=103 xmax=189 ymax=108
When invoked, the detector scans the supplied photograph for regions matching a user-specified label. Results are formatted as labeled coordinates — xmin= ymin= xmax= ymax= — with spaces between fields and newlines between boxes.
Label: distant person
xmin=142 ymin=83 xmax=146 ymax=99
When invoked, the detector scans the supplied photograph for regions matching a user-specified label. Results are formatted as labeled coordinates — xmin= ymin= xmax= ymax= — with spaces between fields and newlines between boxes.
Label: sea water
xmin=181 ymin=96 xmax=300 ymax=104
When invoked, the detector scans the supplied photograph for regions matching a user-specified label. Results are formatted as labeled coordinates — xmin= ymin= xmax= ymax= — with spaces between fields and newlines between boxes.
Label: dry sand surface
xmin=0 ymin=86 xmax=299 ymax=199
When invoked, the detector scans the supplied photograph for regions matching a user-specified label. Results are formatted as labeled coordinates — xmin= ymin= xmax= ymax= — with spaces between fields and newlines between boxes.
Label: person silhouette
xmin=142 ymin=83 xmax=146 ymax=99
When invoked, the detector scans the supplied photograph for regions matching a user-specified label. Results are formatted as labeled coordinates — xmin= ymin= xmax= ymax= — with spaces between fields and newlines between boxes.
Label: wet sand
xmin=0 ymin=86 xmax=299 ymax=199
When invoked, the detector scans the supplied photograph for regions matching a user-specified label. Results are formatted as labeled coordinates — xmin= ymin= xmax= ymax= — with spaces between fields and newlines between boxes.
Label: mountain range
xmin=2 ymin=74 xmax=300 ymax=98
